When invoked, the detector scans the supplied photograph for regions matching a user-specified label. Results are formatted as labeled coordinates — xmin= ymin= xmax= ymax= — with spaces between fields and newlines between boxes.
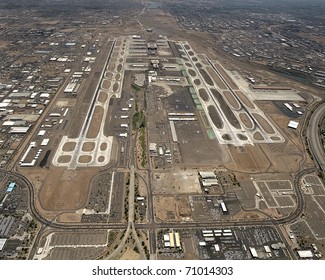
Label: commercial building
xmin=297 ymin=250 xmax=313 ymax=259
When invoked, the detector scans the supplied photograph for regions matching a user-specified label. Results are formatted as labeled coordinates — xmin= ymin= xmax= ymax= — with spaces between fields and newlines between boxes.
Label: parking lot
xmin=195 ymin=226 xmax=288 ymax=260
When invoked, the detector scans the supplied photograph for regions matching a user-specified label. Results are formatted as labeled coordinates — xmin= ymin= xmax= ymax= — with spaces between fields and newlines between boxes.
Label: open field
xmin=239 ymin=112 xmax=254 ymax=129
xmin=38 ymin=168 xmax=99 ymax=211
xmin=207 ymin=67 xmax=227 ymax=90
xmin=208 ymin=105 xmax=223 ymax=129
xmin=252 ymin=113 xmax=275 ymax=134
xmin=211 ymin=89 xmax=241 ymax=129
xmin=223 ymin=90 xmax=240 ymax=110
xmin=86 ymin=106 xmax=104 ymax=138
xmin=199 ymin=68 xmax=214 ymax=86
xmin=214 ymin=64 xmax=239 ymax=90
xmin=198 ymin=88 xmax=209 ymax=102
xmin=235 ymin=91 xmax=255 ymax=109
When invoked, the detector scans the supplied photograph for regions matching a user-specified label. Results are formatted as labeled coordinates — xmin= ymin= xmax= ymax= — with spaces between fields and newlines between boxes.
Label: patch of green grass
xmin=132 ymin=111 xmax=146 ymax=130
xmin=132 ymin=83 xmax=141 ymax=92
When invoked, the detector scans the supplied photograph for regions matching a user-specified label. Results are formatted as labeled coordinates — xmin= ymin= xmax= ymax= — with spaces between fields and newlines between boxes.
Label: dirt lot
xmin=207 ymin=67 xmax=227 ymax=89
xmin=224 ymin=90 xmax=240 ymax=110
xmin=188 ymin=69 xmax=196 ymax=77
xmin=199 ymin=88 xmax=209 ymax=102
xmin=98 ymin=91 xmax=108 ymax=103
xmin=57 ymin=213 xmax=82 ymax=223
xmin=62 ymin=142 xmax=76 ymax=152
xmin=58 ymin=155 xmax=72 ymax=164
xmin=152 ymin=171 xmax=201 ymax=194
xmin=239 ymin=112 xmax=253 ymax=129
xmin=211 ymin=89 xmax=241 ymax=129
xmin=100 ymin=142 xmax=108 ymax=151
xmin=154 ymin=195 xmax=192 ymax=222
xmin=82 ymin=142 xmax=95 ymax=152
xmin=208 ymin=105 xmax=223 ymax=129
xmin=79 ymin=155 xmax=92 ymax=163
xmin=199 ymin=68 xmax=214 ymax=86
xmin=113 ymin=82 xmax=119 ymax=92
xmin=253 ymin=131 xmax=264 ymax=140
xmin=225 ymin=145 xmax=271 ymax=173
xmin=102 ymin=80 xmax=111 ymax=90
xmin=86 ymin=106 xmax=104 ymax=138
xmin=214 ymin=64 xmax=239 ymax=90
xmin=252 ymin=113 xmax=275 ymax=134
xmin=235 ymin=91 xmax=255 ymax=109
xmin=38 ymin=167 xmax=99 ymax=212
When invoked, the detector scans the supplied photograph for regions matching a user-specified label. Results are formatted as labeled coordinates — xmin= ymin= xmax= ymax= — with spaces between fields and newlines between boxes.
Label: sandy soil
xmin=39 ymin=167 xmax=99 ymax=211
xmin=225 ymin=145 xmax=271 ymax=173
xmin=107 ymin=63 xmax=115 ymax=71
xmin=105 ymin=72 xmax=113 ymax=79
xmin=86 ymin=106 xmax=104 ymax=138
xmin=98 ymin=156 xmax=105 ymax=162
xmin=102 ymin=80 xmax=111 ymax=90
xmin=239 ymin=112 xmax=254 ymax=129
xmin=119 ymin=247 xmax=142 ymax=260
xmin=154 ymin=195 xmax=192 ymax=222
xmin=113 ymin=82 xmax=119 ymax=92
xmin=115 ymin=73 xmax=121 ymax=81
xmin=153 ymin=171 xmax=201 ymax=194
xmin=199 ymin=68 xmax=214 ymax=86
xmin=235 ymin=91 xmax=255 ymax=109
xmin=199 ymin=88 xmax=209 ymax=102
xmin=82 ymin=142 xmax=95 ymax=152
xmin=252 ymin=113 xmax=275 ymax=134
xmin=62 ymin=142 xmax=76 ymax=152
xmin=117 ymin=64 xmax=122 ymax=72
xmin=100 ymin=142 xmax=108 ymax=151
xmin=98 ymin=91 xmax=108 ymax=103
xmin=208 ymin=105 xmax=223 ymax=129
xmin=57 ymin=155 xmax=72 ymax=164
xmin=215 ymin=63 xmax=239 ymax=90
xmin=253 ymin=131 xmax=264 ymax=140
xmin=78 ymin=155 xmax=92 ymax=163
xmin=57 ymin=213 xmax=82 ymax=223
xmin=207 ymin=67 xmax=227 ymax=89
xmin=224 ymin=90 xmax=240 ymax=110
xmin=211 ymin=89 xmax=241 ymax=129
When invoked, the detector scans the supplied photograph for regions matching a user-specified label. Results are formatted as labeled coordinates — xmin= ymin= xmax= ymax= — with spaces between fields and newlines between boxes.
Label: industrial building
xmin=200 ymin=178 xmax=219 ymax=187
xmin=288 ymin=120 xmax=299 ymax=129
xmin=163 ymin=230 xmax=182 ymax=249
xmin=199 ymin=171 xmax=217 ymax=179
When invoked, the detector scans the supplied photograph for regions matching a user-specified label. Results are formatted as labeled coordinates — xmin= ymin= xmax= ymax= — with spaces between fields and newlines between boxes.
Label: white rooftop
xmin=298 ymin=250 xmax=313 ymax=258
xmin=38 ymin=130 xmax=46 ymax=136
xmin=288 ymin=120 xmax=299 ymax=129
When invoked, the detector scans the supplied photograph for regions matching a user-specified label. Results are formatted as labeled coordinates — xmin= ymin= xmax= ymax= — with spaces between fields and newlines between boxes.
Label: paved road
xmin=306 ymin=102 xmax=325 ymax=174
xmin=2 ymin=161 xmax=312 ymax=261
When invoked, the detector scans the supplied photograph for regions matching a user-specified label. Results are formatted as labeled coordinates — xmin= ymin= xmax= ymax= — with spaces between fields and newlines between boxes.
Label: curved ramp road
xmin=307 ymin=102 xmax=325 ymax=173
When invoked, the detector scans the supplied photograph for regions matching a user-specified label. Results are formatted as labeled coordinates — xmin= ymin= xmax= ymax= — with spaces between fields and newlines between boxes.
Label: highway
xmin=2 ymin=156 xmax=315 ymax=261
xmin=306 ymin=102 xmax=325 ymax=174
